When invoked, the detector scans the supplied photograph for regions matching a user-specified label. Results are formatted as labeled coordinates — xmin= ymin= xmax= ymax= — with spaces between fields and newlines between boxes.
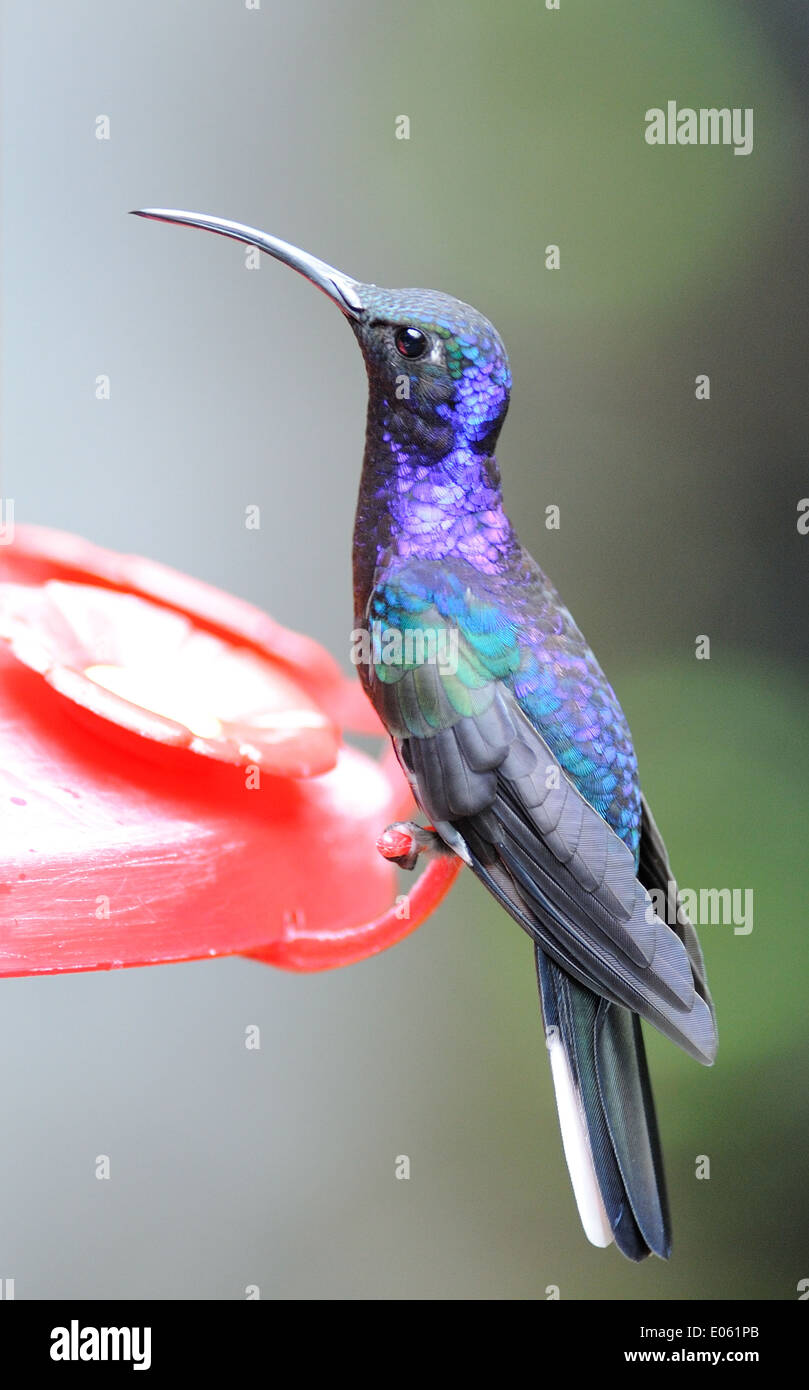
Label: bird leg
xmin=376 ymin=821 xmax=450 ymax=872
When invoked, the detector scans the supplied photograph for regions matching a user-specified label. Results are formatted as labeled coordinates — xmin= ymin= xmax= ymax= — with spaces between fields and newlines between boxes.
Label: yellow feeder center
xmin=84 ymin=663 xmax=224 ymax=740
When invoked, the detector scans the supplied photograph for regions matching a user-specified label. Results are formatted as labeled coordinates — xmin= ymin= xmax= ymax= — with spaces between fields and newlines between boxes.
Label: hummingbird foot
xmin=376 ymin=821 xmax=450 ymax=872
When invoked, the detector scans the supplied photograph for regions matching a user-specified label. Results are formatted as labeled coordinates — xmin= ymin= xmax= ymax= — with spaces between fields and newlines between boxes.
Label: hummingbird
xmin=133 ymin=209 xmax=717 ymax=1261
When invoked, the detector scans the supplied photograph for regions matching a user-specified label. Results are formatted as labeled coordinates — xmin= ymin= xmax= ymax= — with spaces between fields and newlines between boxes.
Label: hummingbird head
xmin=348 ymin=284 xmax=511 ymax=461
xmin=131 ymin=210 xmax=512 ymax=462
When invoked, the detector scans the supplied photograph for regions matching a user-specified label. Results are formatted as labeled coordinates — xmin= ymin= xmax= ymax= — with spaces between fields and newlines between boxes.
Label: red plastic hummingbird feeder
xmin=0 ymin=524 xmax=459 ymax=978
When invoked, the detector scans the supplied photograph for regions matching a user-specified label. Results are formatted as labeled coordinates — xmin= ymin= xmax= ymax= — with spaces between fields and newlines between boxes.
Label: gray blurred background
xmin=1 ymin=0 xmax=807 ymax=1299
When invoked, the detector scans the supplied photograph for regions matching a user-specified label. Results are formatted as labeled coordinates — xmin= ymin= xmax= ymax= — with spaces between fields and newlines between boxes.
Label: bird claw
xmin=376 ymin=821 xmax=448 ymax=872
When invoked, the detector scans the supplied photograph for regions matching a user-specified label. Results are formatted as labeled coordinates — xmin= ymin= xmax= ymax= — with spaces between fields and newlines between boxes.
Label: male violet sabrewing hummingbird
xmin=133 ymin=209 xmax=718 ymax=1261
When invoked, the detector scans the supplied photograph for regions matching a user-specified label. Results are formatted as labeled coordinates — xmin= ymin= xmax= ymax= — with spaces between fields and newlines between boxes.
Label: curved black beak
xmin=130 ymin=209 xmax=365 ymax=320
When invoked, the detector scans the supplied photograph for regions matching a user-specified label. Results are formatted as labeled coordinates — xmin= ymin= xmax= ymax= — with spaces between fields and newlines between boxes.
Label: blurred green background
xmin=1 ymin=0 xmax=807 ymax=1298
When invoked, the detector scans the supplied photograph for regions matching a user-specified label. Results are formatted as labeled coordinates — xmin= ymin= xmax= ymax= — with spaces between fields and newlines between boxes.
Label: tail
xmin=536 ymin=947 xmax=671 ymax=1261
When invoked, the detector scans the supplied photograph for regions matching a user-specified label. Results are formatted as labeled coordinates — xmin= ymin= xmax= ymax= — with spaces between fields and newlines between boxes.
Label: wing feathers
xmin=395 ymin=682 xmax=717 ymax=1066
xmin=468 ymin=811 xmax=716 ymax=1064
xmin=638 ymin=793 xmax=716 ymax=1023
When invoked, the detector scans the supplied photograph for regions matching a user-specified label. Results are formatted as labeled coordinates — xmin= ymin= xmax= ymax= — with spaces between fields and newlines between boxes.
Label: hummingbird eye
xmin=394 ymin=326 xmax=428 ymax=359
